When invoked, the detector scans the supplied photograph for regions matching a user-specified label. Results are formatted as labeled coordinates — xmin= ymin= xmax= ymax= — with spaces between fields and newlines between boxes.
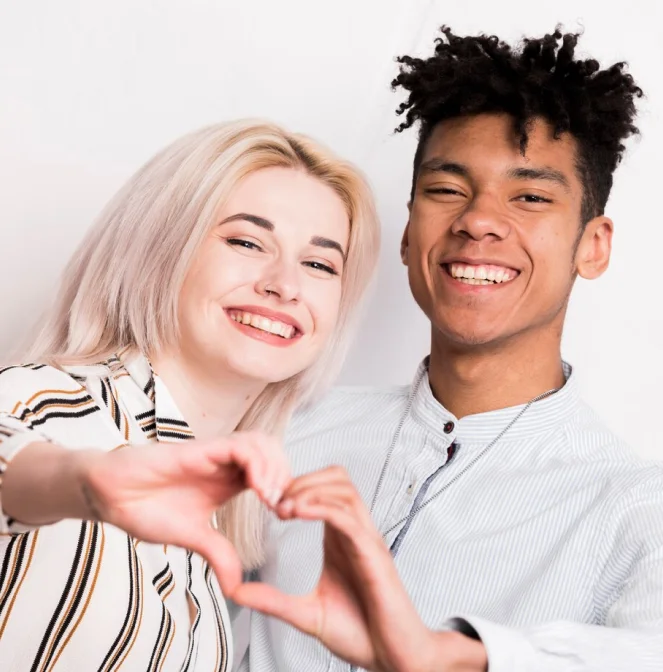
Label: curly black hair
xmin=392 ymin=26 xmax=644 ymax=224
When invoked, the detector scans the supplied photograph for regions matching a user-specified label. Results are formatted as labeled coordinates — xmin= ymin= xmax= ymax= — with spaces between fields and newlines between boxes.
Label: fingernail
xmin=266 ymin=489 xmax=282 ymax=507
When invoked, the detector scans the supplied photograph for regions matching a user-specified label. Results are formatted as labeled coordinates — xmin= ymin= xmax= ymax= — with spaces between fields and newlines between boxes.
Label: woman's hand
xmin=3 ymin=432 xmax=290 ymax=594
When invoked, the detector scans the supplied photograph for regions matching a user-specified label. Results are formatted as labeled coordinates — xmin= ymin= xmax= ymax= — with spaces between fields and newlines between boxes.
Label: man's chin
xmin=431 ymin=322 xmax=510 ymax=351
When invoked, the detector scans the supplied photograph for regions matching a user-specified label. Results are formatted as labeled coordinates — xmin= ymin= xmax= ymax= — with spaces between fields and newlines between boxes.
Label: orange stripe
xmin=11 ymin=387 xmax=87 ymax=414
xmin=157 ymin=617 xmax=176 ymax=672
xmin=115 ymin=553 xmax=145 ymax=669
xmin=161 ymin=580 xmax=175 ymax=602
xmin=0 ymin=532 xmax=39 ymax=637
xmin=39 ymin=523 xmax=94 ymax=672
xmin=49 ymin=524 xmax=106 ymax=669
xmin=0 ymin=538 xmax=21 ymax=612
xmin=102 ymin=542 xmax=140 ymax=672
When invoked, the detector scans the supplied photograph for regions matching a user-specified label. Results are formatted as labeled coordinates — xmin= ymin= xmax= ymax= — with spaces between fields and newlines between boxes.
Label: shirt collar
xmin=409 ymin=356 xmax=580 ymax=444
xmin=63 ymin=350 xmax=194 ymax=442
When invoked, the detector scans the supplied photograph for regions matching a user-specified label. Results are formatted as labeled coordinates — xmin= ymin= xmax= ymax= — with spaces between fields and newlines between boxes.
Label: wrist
xmin=66 ymin=448 xmax=107 ymax=521
xmin=424 ymin=630 xmax=488 ymax=672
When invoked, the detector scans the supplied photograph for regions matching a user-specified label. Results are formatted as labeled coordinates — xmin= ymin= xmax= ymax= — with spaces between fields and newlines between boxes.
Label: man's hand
xmin=231 ymin=466 xmax=487 ymax=672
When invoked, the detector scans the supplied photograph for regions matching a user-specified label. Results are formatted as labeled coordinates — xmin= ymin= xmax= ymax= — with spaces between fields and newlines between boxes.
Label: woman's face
xmin=178 ymin=166 xmax=350 ymax=384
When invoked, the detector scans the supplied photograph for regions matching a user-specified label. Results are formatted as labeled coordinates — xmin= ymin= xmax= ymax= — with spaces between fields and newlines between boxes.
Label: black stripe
xmin=26 ymin=395 xmax=94 ymax=415
xmin=0 ymin=363 xmax=43 ymax=377
xmin=180 ymin=552 xmax=202 ymax=672
xmin=107 ymin=382 xmax=121 ymax=432
xmin=30 ymin=522 xmax=88 ymax=672
xmin=143 ymin=379 xmax=154 ymax=396
xmin=29 ymin=406 xmax=100 ymax=428
xmin=155 ymin=417 xmax=189 ymax=428
xmin=156 ymin=574 xmax=173 ymax=597
xmin=151 ymin=565 xmax=169 ymax=587
xmin=0 ymin=536 xmax=17 ymax=592
xmin=140 ymin=422 xmax=157 ymax=434
xmin=147 ymin=606 xmax=167 ymax=672
xmin=205 ymin=564 xmax=228 ymax=671
xmin=105 ymin=540 xmax=142 ymax=670
xmin=157 ymin=431 xmax=194 ymax=441
xmin=153 ymin=611 xmax=173 ymax=672
xmin=135 ymin=410 xmax=155 ymax=421
xmin=98 ymin=537 xmax=136 ymax=671
xmin=41 ymin=523 xmax=99 ymax=670
xmin=0 ymin=534 xmax=27 ymax=618
xmin=100 ymin=380 xmax=108 ymax=408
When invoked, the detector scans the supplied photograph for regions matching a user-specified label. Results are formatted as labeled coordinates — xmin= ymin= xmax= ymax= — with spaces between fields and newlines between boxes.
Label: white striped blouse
xmin=0 ymin=353 xmax=232 ymax=672
xmin=238 ymin=358 xmax=663 ymax=672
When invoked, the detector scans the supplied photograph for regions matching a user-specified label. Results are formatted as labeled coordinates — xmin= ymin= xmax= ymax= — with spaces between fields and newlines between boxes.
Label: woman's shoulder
xmin=0 ymin=363 xmax=88 ymax=412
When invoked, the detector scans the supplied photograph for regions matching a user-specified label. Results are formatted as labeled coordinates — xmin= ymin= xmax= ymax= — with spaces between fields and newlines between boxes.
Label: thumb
xmin=187 ymin=525 xmax=243 ymax=596
xmin=231 ymin=582 xmax=322 ymax=638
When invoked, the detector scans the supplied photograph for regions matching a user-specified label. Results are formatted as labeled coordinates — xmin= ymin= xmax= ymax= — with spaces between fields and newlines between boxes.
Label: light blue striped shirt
xmin=236 ymin=359 xmax=663 ymax=671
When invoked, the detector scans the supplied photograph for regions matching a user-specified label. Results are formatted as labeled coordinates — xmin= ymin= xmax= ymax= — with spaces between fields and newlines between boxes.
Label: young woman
xmin=0 ymin=120 xmax=379 ymax=671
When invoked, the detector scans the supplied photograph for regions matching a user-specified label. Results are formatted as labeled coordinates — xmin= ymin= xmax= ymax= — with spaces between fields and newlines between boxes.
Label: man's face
xmin=402 ymin=113 xmax=612 ymax=349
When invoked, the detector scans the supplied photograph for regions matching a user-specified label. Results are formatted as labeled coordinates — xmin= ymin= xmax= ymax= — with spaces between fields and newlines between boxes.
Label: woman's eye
xmin=227 ymin=238 xmax=263 ymax=251
xmin=304 ymin=261 xmax=338 ymax=276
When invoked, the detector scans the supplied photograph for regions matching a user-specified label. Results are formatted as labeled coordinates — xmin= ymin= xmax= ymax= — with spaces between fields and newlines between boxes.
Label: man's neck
xmin=150 ymin=351 xmax=265 ymax=440
xmin=428 ymin=330 xmax=566 ymax=419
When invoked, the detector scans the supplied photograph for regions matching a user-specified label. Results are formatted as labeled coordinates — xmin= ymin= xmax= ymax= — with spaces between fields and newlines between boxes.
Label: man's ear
xmin=401 ymin=202 xmax=412 ymax=265
xmin=575 ymin=215 xmax=613 ymax=280
xmin=401 ymin=224 xmax=410 ymax=265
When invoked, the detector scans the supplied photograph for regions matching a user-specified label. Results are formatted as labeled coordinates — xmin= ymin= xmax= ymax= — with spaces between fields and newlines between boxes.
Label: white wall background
xmin=1 ymin=0 xmax=661 ymax=458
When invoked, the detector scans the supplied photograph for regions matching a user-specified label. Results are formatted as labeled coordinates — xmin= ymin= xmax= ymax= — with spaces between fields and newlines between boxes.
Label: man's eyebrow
xmin=220 ymin=213 xmax=274 ymax=230
xmin=507 ymin=166 xmax=571 ymax=191
xmin=418 ymin=159 xmax=470 ymax=178
xmin=310 ymin=235 xmax=346 ymax=259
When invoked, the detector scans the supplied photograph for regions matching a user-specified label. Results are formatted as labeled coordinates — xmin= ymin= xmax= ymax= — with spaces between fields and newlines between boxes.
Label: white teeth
xmin=449 ymin=263 xmax=516 ymax=285
xmin=229 ymin=311 xmax=297 ymax=339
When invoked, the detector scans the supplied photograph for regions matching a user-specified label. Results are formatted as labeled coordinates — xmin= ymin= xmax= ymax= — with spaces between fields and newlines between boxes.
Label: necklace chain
xmin=369 ymin=368 xmax=559 ymax=538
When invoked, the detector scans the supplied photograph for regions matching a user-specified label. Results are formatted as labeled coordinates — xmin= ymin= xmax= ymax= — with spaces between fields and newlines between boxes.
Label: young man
xmin=232 ymin=27 xmax=663 ymax=671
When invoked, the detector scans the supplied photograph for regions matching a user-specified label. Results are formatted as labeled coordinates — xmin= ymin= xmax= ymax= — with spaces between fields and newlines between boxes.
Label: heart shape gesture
xmin=231 ymin=467 xmax=487 ymax=672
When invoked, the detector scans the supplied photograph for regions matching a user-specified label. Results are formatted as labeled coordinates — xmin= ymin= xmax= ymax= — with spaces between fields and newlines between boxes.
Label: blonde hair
xmin=20 ymin=120 xmax=380 ymax=568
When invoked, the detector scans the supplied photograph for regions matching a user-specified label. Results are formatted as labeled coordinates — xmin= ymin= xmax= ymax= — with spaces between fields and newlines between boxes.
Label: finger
xmin=281 ymin=466 xmax=352 ymax=499
xmin=278 ymin=484 xmax=371 ymax=525
xmin=231 ymin=582 xmax=322 ymax=638
xmin=213 ymin=438 xmax=272 ymax=502
xmin=186 ymin=525 xmax=244 ymax=595
xmin=247 ymin=433 xmax=291 ymax=505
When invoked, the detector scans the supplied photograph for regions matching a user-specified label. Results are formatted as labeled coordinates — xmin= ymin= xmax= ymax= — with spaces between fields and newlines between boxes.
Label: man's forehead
xmin=420 ymin=116 xmax=580 ymax=184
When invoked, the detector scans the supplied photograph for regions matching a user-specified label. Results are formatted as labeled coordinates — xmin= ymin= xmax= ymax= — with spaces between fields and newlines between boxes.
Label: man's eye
xmin=426 ymin=188 xmax=463 ymax=196
xmin=517 ymin=194 xmax=553 ymax=203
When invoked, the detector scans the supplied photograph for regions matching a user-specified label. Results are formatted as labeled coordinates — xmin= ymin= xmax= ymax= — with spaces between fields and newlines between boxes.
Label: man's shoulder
xmin=287 ymin=383 xmax=410 ymax=440
xmin=570 ymin=398 xmax=663 ymax=500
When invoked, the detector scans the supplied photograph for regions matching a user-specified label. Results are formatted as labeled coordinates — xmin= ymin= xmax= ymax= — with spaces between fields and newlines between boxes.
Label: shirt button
xmin=444 ymin=421 xmax=455 ymax=434
xmin=406 ymin=481 xmax=416 ymax=495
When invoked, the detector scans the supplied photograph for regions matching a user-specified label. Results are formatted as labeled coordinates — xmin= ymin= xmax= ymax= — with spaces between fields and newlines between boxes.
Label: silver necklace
xmin=369 ymin=367 xmax=559 ymax=538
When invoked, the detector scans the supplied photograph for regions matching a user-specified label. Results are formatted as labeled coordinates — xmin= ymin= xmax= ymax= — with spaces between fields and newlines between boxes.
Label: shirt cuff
xmin=446 ymin=616 xmax=539 ymax=672
xmin=0 ymin=428 xmax=50 ymax=534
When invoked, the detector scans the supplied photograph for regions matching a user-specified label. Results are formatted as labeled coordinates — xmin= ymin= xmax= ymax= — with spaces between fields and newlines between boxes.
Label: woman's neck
xmin=150 ymin=351 xmax=266 ymax=440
